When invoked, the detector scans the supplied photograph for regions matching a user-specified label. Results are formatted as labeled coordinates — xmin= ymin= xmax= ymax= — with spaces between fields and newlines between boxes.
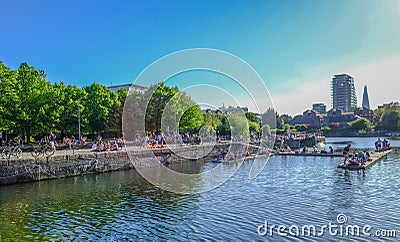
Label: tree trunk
xmin=25 ymin=127 xmax=31 ymax=144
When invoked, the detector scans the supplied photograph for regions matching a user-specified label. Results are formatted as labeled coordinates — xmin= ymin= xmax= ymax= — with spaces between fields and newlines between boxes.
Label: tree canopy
xmin=348 ymin=117 xmax=371 ymax=131
xmin=0 ymin=61 xmax=274 ymax=142
xmin=0 ymin=62 xmax=130 ymax=141
xmin=374 ymin=102 xmax=400 ymax=131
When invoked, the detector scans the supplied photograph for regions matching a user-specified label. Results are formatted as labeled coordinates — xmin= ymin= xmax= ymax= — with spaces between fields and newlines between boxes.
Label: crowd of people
xmin=131 ymin=131 xmax=214 ymax=149
xmin=298 ymin=145 xmax=335 ymax=154
xmin=374 ymin=138 xmax=392 ymax=151
xmin=276 ymin=131 xmax=319 ymax=144
xmin=220 ymin=149 xmax=253 ymax=161
xmin=343 ymin=144 xmax=371 ymax=167
xmin=91 ymin=136 xmax=125 ymax=152
xmin=0 ymin=130 xmax=24 ymax=147
xmin=341 ymin=137 xmax=393 ymax=171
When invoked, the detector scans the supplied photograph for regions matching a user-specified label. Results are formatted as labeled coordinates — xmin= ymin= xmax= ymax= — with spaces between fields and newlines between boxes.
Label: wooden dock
xmin=338 ymin=149 xmax=393 ymax=170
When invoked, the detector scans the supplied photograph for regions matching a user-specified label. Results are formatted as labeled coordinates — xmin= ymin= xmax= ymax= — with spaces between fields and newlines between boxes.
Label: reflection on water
xmin=325 ymin=137 xmax=400 ymax=149
xmin=1 ymin=151 xmax=399 ymax=241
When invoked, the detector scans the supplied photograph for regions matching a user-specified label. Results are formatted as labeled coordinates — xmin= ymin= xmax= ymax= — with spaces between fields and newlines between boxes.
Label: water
xmin=1 ymin=151 xmax=400 ymax=241
xmin=325 ymin=137 xmax=400 ymax=149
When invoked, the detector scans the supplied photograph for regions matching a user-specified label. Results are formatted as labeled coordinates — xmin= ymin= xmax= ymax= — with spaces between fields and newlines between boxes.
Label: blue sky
xmin=1 ymin=0 xmax=400 ymax=114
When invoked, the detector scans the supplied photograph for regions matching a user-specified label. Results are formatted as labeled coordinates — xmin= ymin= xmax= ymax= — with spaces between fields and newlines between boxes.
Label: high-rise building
xmin=312 ymin=103 xmax=327 ymax=114
xmin=362 ymin=85 xmax=370 ymax=110
xmin=331 ymin=74 xmax=357 ymax=112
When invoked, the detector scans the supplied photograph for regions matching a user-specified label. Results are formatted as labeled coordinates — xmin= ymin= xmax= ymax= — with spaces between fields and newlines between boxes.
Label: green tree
xmin=348 ymin=117 xmax=371 ymax=131
xmin=179 ymin=105 xmax=204 ymax=133
xmin=144 ymin=83 xmax=179 ymax=132
xmin=378 ymin=109 xmax=400 ymax=131
xmin=295 ymin=124 xmax=310 ymax=132
xmin=227 ymin=112 xmax=249 ymax=137
xmin=111 ymin=88 xmax=129 ymax=137
xmin=122 ymin=90 xmax=145 ymax=139
xmin=143 ymin=82 xmax=203 ymax=133
xmin=203 ymin=110 xmax=213 ymax=127
xmin=53 ymin=82 xmax=87 ymax=138
xmin=248 ymin=121 xmax=260 ymax=136
xmin=14 ymin=63 xmax=54 ymax=142
xmin=245 ymin=112 xmax=260 ymax=136
xmin=245 ymin=112 xmax=259 ymax=123
xmin=0 ymin=62 xmax=19 ymax=132
xmin=83 ymin=83 xmax=116 ymax=136
xmin=217 ymin=114 xmax=230 ymax=136
xmin=261 ymin=124 xmax=271 ymax=138
xmin=320 ymin=126 xmax=331 ymax=132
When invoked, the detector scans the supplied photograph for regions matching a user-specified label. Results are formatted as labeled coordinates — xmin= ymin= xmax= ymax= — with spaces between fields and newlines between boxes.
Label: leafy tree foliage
xmin=13 ymin=63 xmax=53 ymax=141
xmin=179 ymin=106 xmax=204 ymax=133
xmin=227 ymin=112 xmax=249 ymax=137
xmin=245 ymin=112 xmax=259 ymax=123
xmin=348 ymin=118 xmax=371 ymax=131
xmin=217 ymin=114 xmax=231 ymax=136
xmin=374 ymin=102 xmax=400 ymax=131
xmin=53 ymin=82 xmax=86 ymax=138
xmin=83 ymin=83 xmax=118 ymax=136
xmin=142 ymin=82 xmax=202 ymax=133
xmin=0 ymin=62 xmax=128 ymax=141
xmin=294 ymin=124 xmax=311 ymax=132
xmin=0 ymin=62 xmax=18 ymax=131
xmin=261 ymin=124 xmax=271 ymax=137
xmin=1 ymin=61 xmax=280 ymax=142
xmin=379 ymin=110 xmax=400 ymax=131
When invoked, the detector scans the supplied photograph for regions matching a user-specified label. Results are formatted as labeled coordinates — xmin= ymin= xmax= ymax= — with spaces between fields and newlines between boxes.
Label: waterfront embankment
xmin=1 ymin=142 xmax=260 ymax=185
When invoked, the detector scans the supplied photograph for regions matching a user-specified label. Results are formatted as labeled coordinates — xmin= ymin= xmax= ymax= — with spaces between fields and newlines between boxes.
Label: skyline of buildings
xmin=331 ymin=74 xmax=358 ymax=113
xmin=108 ymin=72 xmax=374 ymax=117
xmin=312 ymin=103 xmax=327 ymax=114
xmin=289 ymin=74 xmax=377 ymax=128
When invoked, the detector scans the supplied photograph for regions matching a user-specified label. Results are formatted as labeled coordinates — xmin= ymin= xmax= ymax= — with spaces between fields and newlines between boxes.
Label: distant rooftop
xmin=333 ymin=73 xmax=352 ymax=78
xmin=107 ymin=83 xmax=147 ymax=92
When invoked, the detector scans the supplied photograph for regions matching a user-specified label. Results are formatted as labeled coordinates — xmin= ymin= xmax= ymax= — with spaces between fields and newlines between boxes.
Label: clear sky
xmin=1 ymin=0 xmax=400 ymax=115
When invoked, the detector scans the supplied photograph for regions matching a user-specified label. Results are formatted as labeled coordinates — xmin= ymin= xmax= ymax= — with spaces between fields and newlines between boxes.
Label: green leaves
xmin=179 ymin=106 xmax=204 ymax=133
xmin=0 ymin=62 xmax=125 ymax=141
xmin=83 ymin=83 xmax=117 ymax=135
xmin=348 ymin=117 xmax=371 ymax=131
xmin=0 ymin=61 xmax=276 ymax=141
xmin=374 ymin=102 xmax=400 ymax=131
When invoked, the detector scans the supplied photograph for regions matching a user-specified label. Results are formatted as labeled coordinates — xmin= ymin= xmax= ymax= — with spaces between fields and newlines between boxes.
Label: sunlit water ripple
xmin=1 ymin=150 xmax=399 ymax=241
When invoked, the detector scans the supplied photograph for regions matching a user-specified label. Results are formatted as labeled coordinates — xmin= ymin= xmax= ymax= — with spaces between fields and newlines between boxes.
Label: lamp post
xmin=78 ymin=97 xmax=82 ymax=142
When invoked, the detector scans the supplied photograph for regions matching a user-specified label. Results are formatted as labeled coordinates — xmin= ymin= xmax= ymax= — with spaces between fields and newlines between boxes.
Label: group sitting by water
xmin=220 ymin=149 xmax=253 ymax=161
xmin=91 ymin=136 xmax=125 ymax=152
xmin=342 ymin=143 xmax=371 ymax=166
xmin=374 ymin=138 xmax=392 ymax=152
xmin=299 ymin=145 xmax=335 ymax=154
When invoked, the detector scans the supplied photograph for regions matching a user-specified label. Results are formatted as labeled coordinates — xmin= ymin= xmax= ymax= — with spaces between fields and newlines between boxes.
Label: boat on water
xmin=338 ymin=163 xmax=365 ymax=170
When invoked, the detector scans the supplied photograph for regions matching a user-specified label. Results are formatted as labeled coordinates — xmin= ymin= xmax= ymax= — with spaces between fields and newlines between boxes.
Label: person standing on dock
xmin=342 ymin=144 xmax=351 ymax=164
xmin=375 ymin=138 xmax=382 ymax=151
xmin=49 ymin=131 xmax=57 ymax=152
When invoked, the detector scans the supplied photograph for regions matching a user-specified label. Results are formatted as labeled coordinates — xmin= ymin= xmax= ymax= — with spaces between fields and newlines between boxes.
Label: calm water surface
xmin=1 ymin=150 xmax=400 ymax=241
xmin=325 ymin=137 xmax=400 ymax=149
